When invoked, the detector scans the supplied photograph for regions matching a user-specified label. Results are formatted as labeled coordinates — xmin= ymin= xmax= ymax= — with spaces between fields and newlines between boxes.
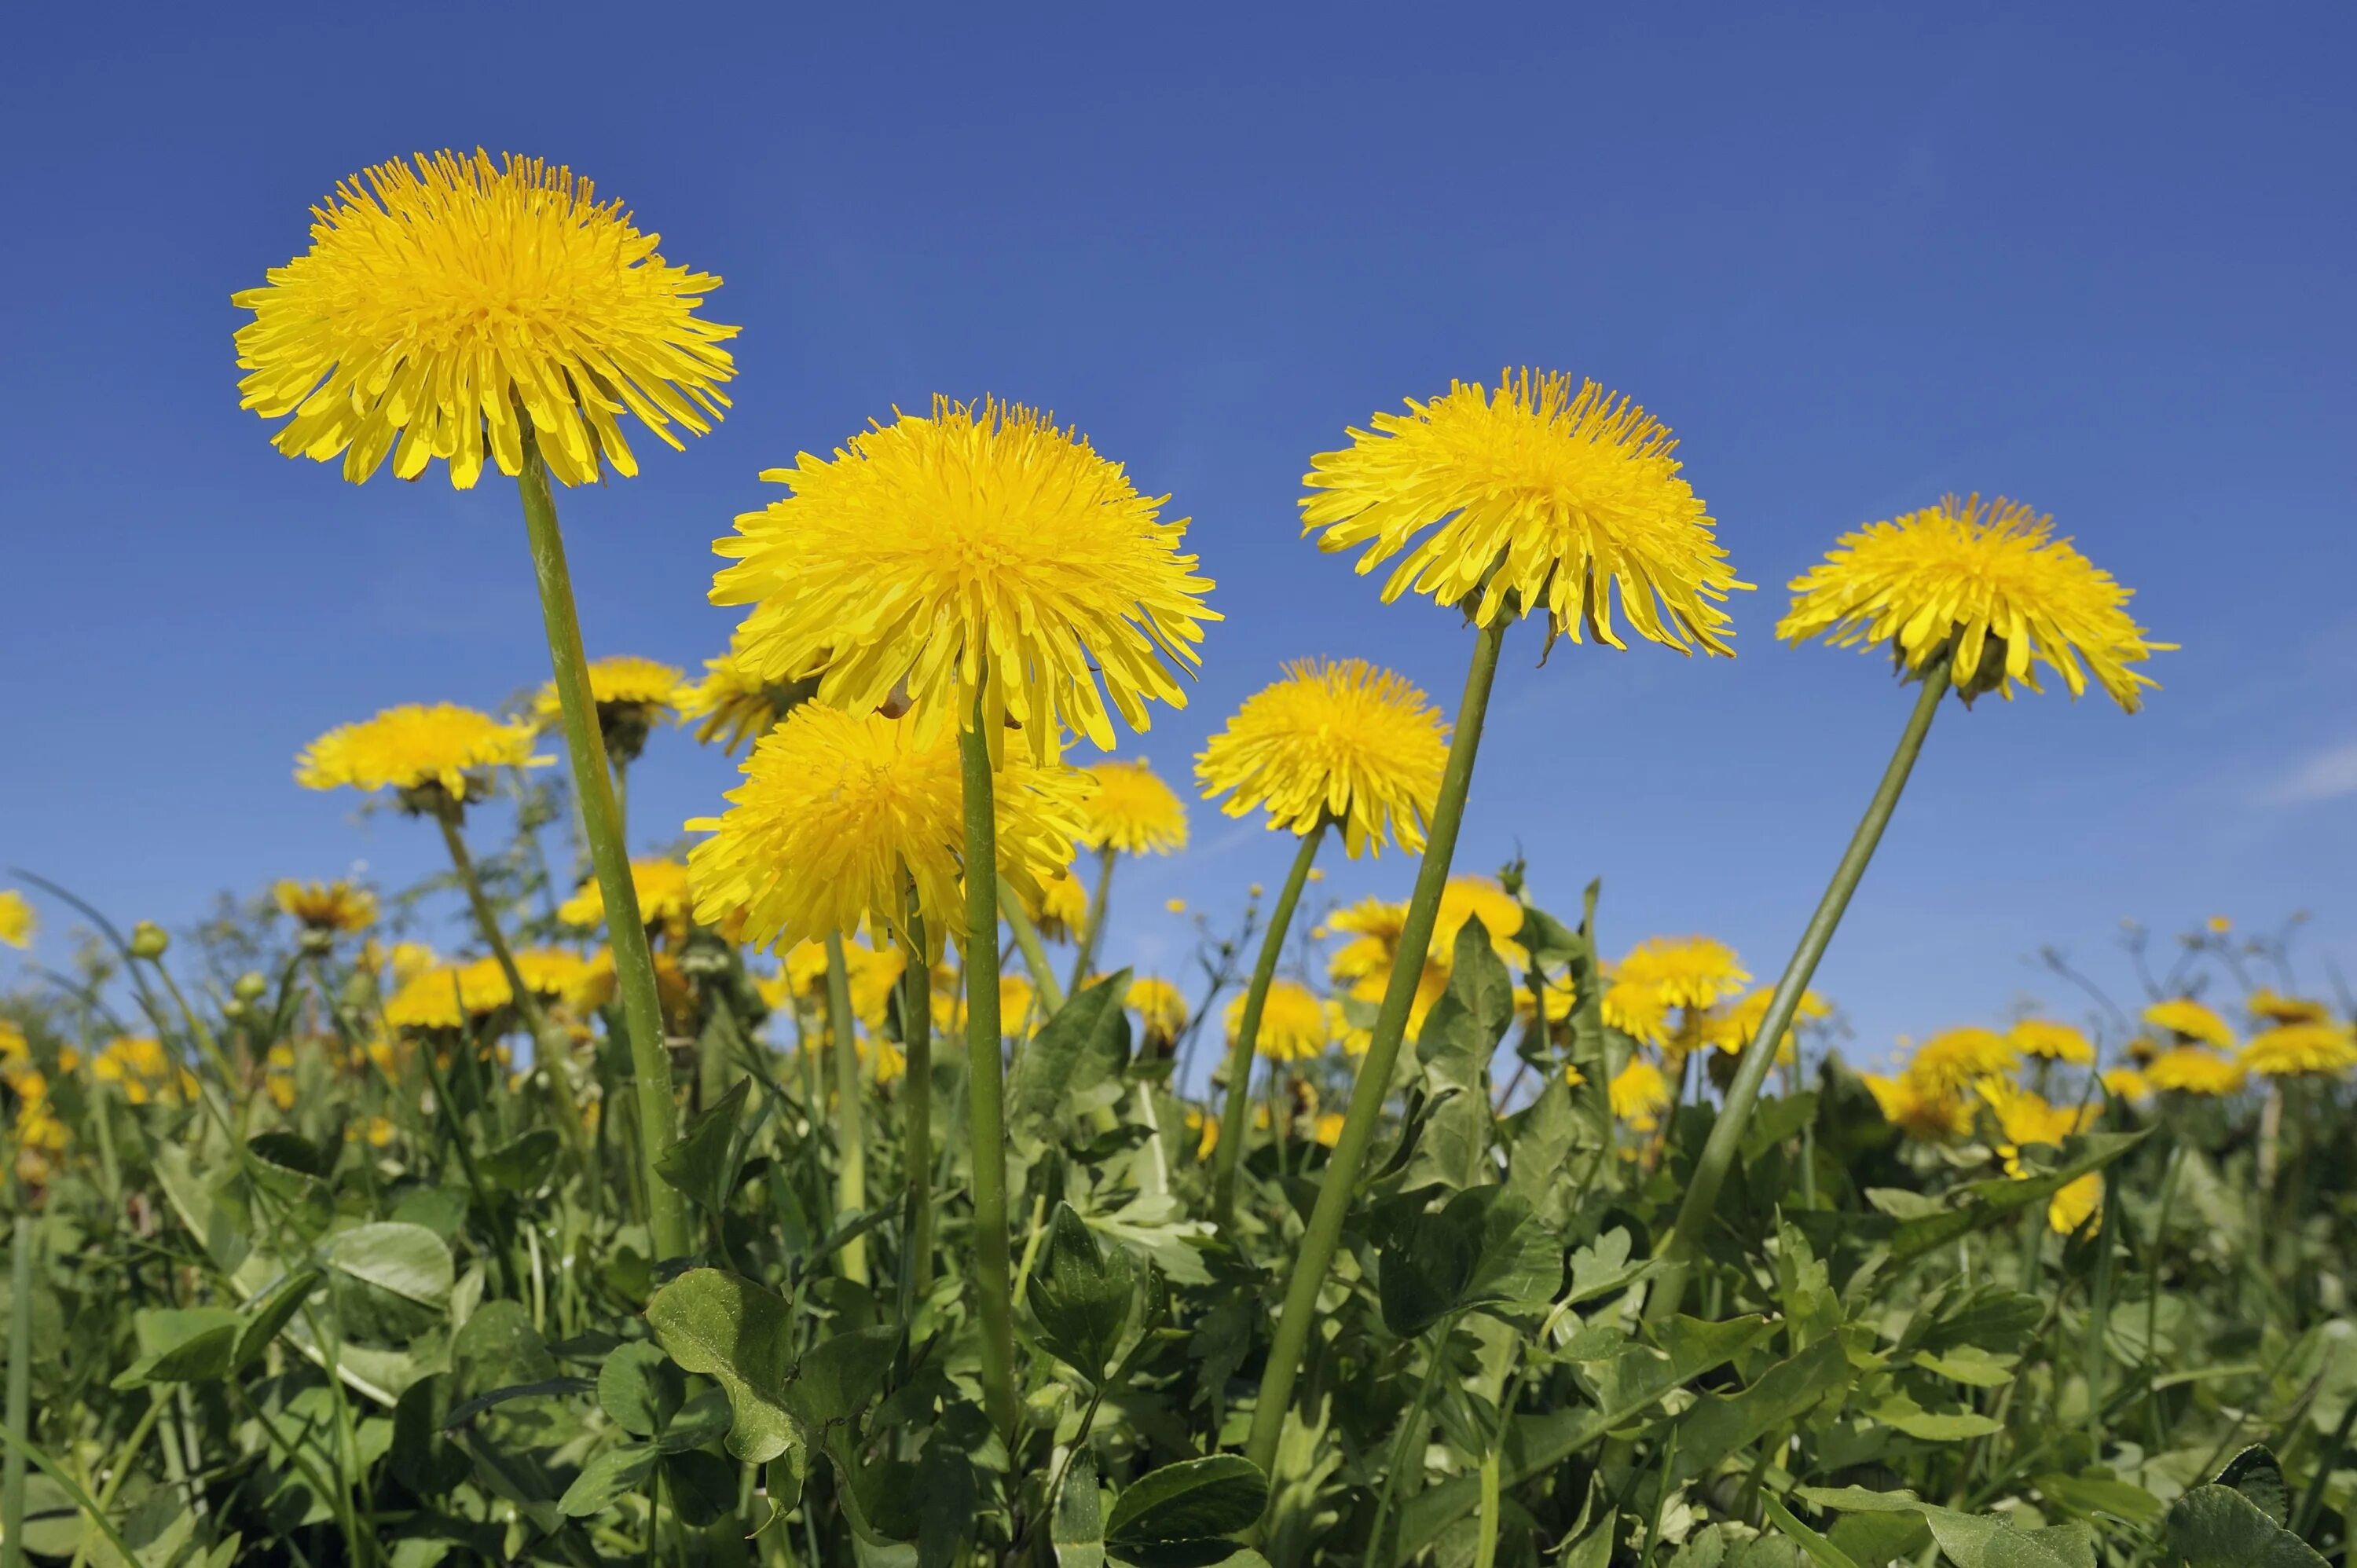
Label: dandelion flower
xmin=2009 ymin=1017 xmax=2095 ymax=1065
xmin=1076 ymin=758 xmax=1189 ymax=855
xmin=687 ymin=704 xmax=1088 ymax=955
xmin=1226 ymin=980 xmax=1332 ymax=1062
xmin=295 ymin=704 xmax=547 ymax=809
xmin=1860 ymin=1072 xmax=1973 ymax=1141
xmin=1301 ymin=370 xmax=1743 ymax=652
xmin=1703 ymin=986 xmax=1831 ymax=1059
xmin=1165 ymin=898 xmax=1189 ymax=915
xmin=2048 ymin=1173 xmax=2103 ymax=1236
xmin=0 ymin=891 xmax=34 ymax=950
xmin=1027 ymin=867 xmax=1092 ymax=943
xmin=2241 ymin=1023 xmax=2357 ymax=1079
xmin=2248 ymin=989 xmax=2332 ymax=1028
xmin=1907 ymin=1028 xmax=2020 ymax=1095
xmin=713 ymin=397 xmax=1219 ymax=762
xmin=2143 ymin=997 xmax=2235 ymax=1050
xmin=1608 ymin=1057 xmax=1674 ymax=1132
xmin=93 ymin=1037 xmax=193 ymax=1107
xmin=533 ymin=654 xmax=684 ymax=764
xmin=2144 ymin=1046 xmax=2244 ymax=1097
xmin=1977 ymin=1079 xmax=2094 ymax=1170
xmin=1778 ymin=494 xmax=2168 ymax=710
xmin=681 ymin=635 xmax=815 ymax=753
xmin=1127 ymin=976 xmax=1189 ymax=1042
xmin=2100 ymin=1067 xmax=2149 ymax=1102
xmin=1601 ymin=976 xmax=1671 ymax=1048
xmin=233 ymin=149 xmax=735 ymax=489
xmin=384 ymin=960 xmax=512 ymax=1031
xmin=1433 ymin=877 xmax=1530 ymax=968
xmin=274 ymin=880 xmax=378 ymax=934
xmin=559 ymin=859 xmax=694 ymax=934
xmin=1613 ymin=936 xmax=1751 ymax=1015
xmin=1195 ymin=658 xmax=1450 ymax=857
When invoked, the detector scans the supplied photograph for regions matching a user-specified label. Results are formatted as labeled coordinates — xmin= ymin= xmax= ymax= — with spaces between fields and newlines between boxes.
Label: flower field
xmin=2 ymin=148 xmax=2352 ymax=1568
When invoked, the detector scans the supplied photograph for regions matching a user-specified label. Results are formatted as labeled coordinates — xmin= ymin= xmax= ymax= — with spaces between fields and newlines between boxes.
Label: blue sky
xmin=2 ymin=2 xmax=2352 ymax=1063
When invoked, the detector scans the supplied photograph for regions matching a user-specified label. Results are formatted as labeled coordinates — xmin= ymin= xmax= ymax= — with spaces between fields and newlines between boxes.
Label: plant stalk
xmin=3 ymin=1211 xmax=31 ymax=1568
xmin=514 ymin=436 xmax=689 ymax=1262
xmin=823 ymin=932 xmax=870 ymax=1286
xmin=897 ymin=907 xmax=936 ymax=1309
xmin=998 ymin=888 xmax=1066 ymax=1017
xmin=1643 ymin=656 xmax=1948 ymax=1328
xmin=1068 ymin=846 xmax=1117 ymax=998
xmin=1244 ymin=615 xmax=1507 ymax=1478
xmin=958 ymin=711 xmax=1020 ymax=1441
xmin=1211 ymin=821 xmax=1328 ymax=1230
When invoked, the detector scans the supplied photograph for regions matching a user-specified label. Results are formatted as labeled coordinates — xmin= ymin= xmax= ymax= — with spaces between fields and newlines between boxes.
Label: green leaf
xmin=1672 ymin=1337 xmax=1853 ymax=1483
xmin=2031 ymin=1471 xmax=2164 ymax=1527
xmin=1029 ymin=1203 xmax=1138 ymax=1380
xmin=785 ymin=1326 xmax=900 ymax=1432
xmin=657 ymin=1387 xmax=734 ymax=1454
xmin=1564 ymin=1227 xmax=1655 ymax=1306
xmin=557 ymin=1442 xmax=657 ymax=1517
xmin=1910 ymin=1349 xmax=2017 ymax=1389
xmin=1054 ymin=1449 xmax=1106 ymax=1568
xmin=1105 ymin=1455 xmax=1269 ymax=1546
xmin=1457 ymin=1189 xmax=1562 ymax=1316
xmin=598 ymin=1341 xmax=685 ymax=1438
xmin=661 ymin=1449 xmax=741 ymax=1527
xmin=1008 ymin=970 xmax=1133 ymax=1141
xmin=2165 ymin=1484 xmax=2328 ymax=1568
xmin=645 ymin=1268 xmax=798 ymax=1464
xmin=322 ymin=1222 xmax=454 ymax=1312
xmin=1379 ymin=1200 xmax=1475 ymax=1337
xmin=451 ymin=1299 xmax=557 ymax=1398
xmin=656 ymin=1078 xmax=750 ymax=1214
xmin=2216 ymin=1445 xmax=2292 ymax=1526
xmin=1417 ymin=917 xmax=1515 ymax=1092
xmin=1888 ymin=1134 xmax=2146 ymax=1264
xmin=1761 ymin=1493 xmax=1864 ymax=1568
xmin=234 ymin=1267 xmax=324 ymax=1371
xmin=110 ymin=1307 xmax=241 ymax=1389
xmin=1796 ymin=1488 xmax=2099 ymax=1568
xmin=390 ymin=1374 xmax=472 ymax=1496
xmin=1871 ymin=1394 xmax=2006 ymax=1442
xmin=479 ymin=1128 xmax=562 ymax=1196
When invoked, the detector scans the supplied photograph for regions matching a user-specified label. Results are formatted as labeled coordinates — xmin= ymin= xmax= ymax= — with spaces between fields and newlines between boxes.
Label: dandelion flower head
xmin=234 ymin=149 xmax=735 ymax=489
xmin=2143 ymin=996 xmax=2235 ymax=1050
xmin=559 ymin=859 xmax=695 ymax=935
xmin=2248 ymin=989 xmax=2332 ymax=1028
xmin=1300 ymin=370 xmax=1743 ymax=653
xmin=1028 ymin=867 xmax=1091 ymax=943
xmin=2009 ymin=1017 xmax=2095 ymax=1065
xmin=2241 ymin=1023 xmax=2357 ymax=1079
xmin=1076 ymin=757 xmax=1189 ymax=855
xmin=1127 ymin=976 xmax=1189 ymax=1040
xmin=1195 ymin=658 xmax=1450 ymax=857
xmin=295 ymin=704 xmax=547 ymax=805
xmin=1227 ymin=980 xmax=1334 ymax=1063
xmin=1861 ymin=1071 xmax=1974 ymax=1141
xmin=1703 ymin=985 xmax=1831 ymax=1058
xmin=1613 ymin=936 xmax=1750 ymax=1015
xmin=0 ymin=891 xmax=36 ymax=950
xmin=681 ymin=633 xmax=814 ymax=754
xmin=274 ymin=880 xmax=378 ymax=934
xmin=1608 ymin=1058 xmax=1673 ymax=1132
xmin=2145 ymin=1046 xmax=2244 ymax=1097
xmin=1778 ymin=495 xmax=2168 ymax=710
xmin=687 ymin=703 xmax=1087 ymax=955
xmin=534 ymin=654 xmax=684 ymax=728
xmin=713 ymin=397 xmax=1218 ymax=764
xmin=1906 ymin=1028 xmax=2021 ymax=1095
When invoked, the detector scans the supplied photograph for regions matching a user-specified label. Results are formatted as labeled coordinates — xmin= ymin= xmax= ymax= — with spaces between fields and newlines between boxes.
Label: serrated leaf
xmin=1672 ymin=1336 xmax=1852 ymax=1482
xmin=646 ymin=1268 xmax=798 ymax=1464
xmin=1008 ymin=970 xmax=1133 ymax=1141
xmin=479 ymin=1128 xmax=562 ymax=1195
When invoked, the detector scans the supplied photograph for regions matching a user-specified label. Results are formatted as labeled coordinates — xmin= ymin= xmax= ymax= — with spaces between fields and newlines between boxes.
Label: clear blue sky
xmin=3 ymin=2 xmax=2352 ymax=1062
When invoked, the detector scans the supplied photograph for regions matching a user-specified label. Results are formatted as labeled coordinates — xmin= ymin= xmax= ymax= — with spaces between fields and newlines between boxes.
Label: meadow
xmin=0 ymin=148 xmax=2349 ymax=1568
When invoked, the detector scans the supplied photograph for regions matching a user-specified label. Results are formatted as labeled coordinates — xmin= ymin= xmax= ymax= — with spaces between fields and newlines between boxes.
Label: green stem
xmin=998 ymin=888 xmax=1066 ymax=1017
xmin=823 ymin=933 xmax=870 ymax=1287
xmin=1068 ymin=846 xmax=1117 ymax=998
xmin=1244 ymin=616 xmax=1507 ymax=1479
xmin=515 ymin=438 xmax=689 ymax=1262
xmin=897 ymin=909 xmax=936 ymax=1310
xmin=1210 ymin=822 xmax=1328 ymax=1229
xmin=435 ymin=811 xmax=585 ymax=1150
xmin=4 ymin=1211 xmax=32 ymax=1568
xmin=1642 ymin=657 xmax=1948 ymax=1328
xmin=958 ymin=712 xmax=1019 ymax=1442
xmin=1369 ymin=1313 xmax=1459 ymax=1566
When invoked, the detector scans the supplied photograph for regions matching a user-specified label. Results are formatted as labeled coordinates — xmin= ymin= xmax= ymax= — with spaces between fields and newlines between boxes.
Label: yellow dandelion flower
xmin=295 ymin=704 xmax=548 ymax=806
xmin=2009 ymin=1017 xmax=2095 ymax=1065
xmin=1860 ymin=1071 xmax=1974 ymax=1141
xmin=1517 ymin=970 xmax=1578 ymax=1027
xmin=1227 ymin=980 xmax=1332 ymax=1062
xmin=680 ymin=634 xmax=815 ymax=754
xmin=559 ymin=859 xmax=695 ymax=934
xmin=2143 ymin=997 xmax=2235 ymax=1050
xmin=1608 ymin=1058 xmax=1674 ymax=1132
xmin=1613 ymin=936 xmax=1751 ymax=1015
xmin=1195 ymin=658 xmax=1450 ymax=857
xmin=1907 ymin=1028 xmax=2020 ymax=1095
xmin=533 ymin=654 xmax=683 ymax=727
xmin=1300 ymin=369 xmax=1743 ymax=652
xmin=1165 ymin=898 xmax=1189 ymax=914
xmin=93 ymin=1036 xmax=188 ymax=1107
xmin=1076 ymin=758 xmax=1189 ymax=855
xmin=1977 ymin=1079 xmax=2095 ymax=1169
xmin=2144 ymin=1046 xmax=2244 ymax=1096
xmin=1328 ymin=898 xmax=1409 ymax=992
xmin=1602 ymin=975 xmax=1671 ymax=1048
xmin=2248 ymin=989 xmax=2331 ymax=1028
xmin=1312 ymin=1112 xmax=1347 ymax=1149
xmin=2241 ymin=1023 xmax=2357 ymax=1079
xmin=352 ymin=1116 xmax=397 ymax=1149
xmin=687 ymin=705 xmax=1088 ymax=955
xmin=388 ymin=942 xmax=438 ymax=985
xmin=713 ymin=397 xmax=1219 ymax=763
xmin=2100 ymin=1067 xmax=2149 ymax=1102
xmin=574 ymin=950 xmax=697 ymax=1032
xmin=2049 ymin=1173 xmax=2103 ymax=1236
xmin=1702 ymin=985 xmax=1831 ymax=1059
xmin=1127 ymin=976 xmax=1189 ymax=1041
xmin=234 ymin=149 xmax=735 ymax=489
xmin=2205 ymin=915 xmax=2231 ymax=935
xmin=0 ymin=890 xmax=35 ymax=950
xmin=1778 ymin=494 xmax=2168 ymax=710
xmin=841 ymin=942 xmax=910 ymax=1031
xmin=1028 ymin=868 xmax=1091 ymax=943
xmin=274 ymin=879 xmax=378 ymax=934
xmin=1186 ymin=1108 xmax=1219 ymax=1160
xmin=0 ymin=1020 xmax=28 ymax=1079
xmin=929 ymin=974 xmax=1038 ymax=1040
xmin=1433 ymin=877 xmax=1529 ymax=969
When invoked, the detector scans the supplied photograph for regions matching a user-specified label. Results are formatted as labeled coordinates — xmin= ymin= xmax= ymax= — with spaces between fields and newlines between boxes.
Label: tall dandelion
xmin=1640 ymin=493 xmax=2170 ymax=1328
xmin=1067 ymin=756 xmax=1189 ymax=993
xmin=1248 ymin=369 xmax=1740 ymax=1478
xmin=708 ymin=397 xmax=1213 ymax=1438
xmin=1196 ymin=658 xmax=1449 ymax=1224
xmin=239 ymin=150 xmax=736 ymax=1262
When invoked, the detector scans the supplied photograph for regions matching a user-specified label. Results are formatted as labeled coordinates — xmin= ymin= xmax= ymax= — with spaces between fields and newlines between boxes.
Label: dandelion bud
xmin=130 ymin=921 xmax=170 ymax=959
xmin=233 ymin=972 xmax=269 ymax=1003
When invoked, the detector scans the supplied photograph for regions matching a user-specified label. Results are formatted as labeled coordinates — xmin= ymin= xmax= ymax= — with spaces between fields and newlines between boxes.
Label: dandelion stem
xmin=434 ymin=809 xmax=585 ymax=1151
xmin=4 ymin=1208 xmax=32 ymax=1568
xmin=1210 ymin=820 xmax=1327 ymax=1231
xmin=958 ymin=708 xmax=1020 ymax=1441
xmin=1244 ymin=616 xmax=1507 ymax=1480
xmin=1069 ymin=846 xmax=1118 ymax=998
xmin=823 ymin=932 xmax=870 ymax=1287
xmin=897 ymin=906 xmax=935 ymax=1310
xmin=1643 ymin=657 xmax=1948 ymax=1328
xmin=998 ymin=888 xmax=1066 ymax=1017
xmin=515 ymin=435 xmax=690 ymax=1262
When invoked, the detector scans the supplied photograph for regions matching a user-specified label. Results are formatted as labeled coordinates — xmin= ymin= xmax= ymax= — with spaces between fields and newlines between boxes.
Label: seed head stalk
xmin=1642 ymin=651 xmax=1949 ymax=1327
xmin=959 ymin=703 xmax=1020 ymax=1441
xmin=823 ymin=932 xmax=871 ymax=1286
xmin=1210 ymin=819 xmax=1328 ymax=1230
xmin=515 ymin=435 xmax=691 ymax=1263
xmin=1244 ymin=614 xmax=1507 ymax=1478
